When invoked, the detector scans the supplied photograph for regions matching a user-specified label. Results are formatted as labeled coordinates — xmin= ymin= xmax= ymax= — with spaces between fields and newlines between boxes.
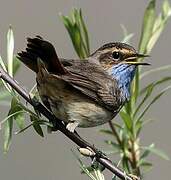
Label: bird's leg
xmin=66 ymin=121 xmax=79 ymax=132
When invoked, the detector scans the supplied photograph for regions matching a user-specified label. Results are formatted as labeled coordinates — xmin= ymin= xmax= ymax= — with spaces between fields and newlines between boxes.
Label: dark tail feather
xmin=17 ymin=36 xmax=67 ymax=74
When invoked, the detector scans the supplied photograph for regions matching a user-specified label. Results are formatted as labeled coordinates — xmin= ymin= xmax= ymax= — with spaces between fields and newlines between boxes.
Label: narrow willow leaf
xmin=0 ymin=90 xmax=10 ymax=101
xmin=81 ymin=166 xmax=94 ymax=174
xmin=137 ymin=85 xmax=171 ymax=121
xmin=72 ymin=150 xmax=97 ymax=180
xmin=137 ymin=159 xmax=153 ymax=172
xmin=141 ymin=144 xmax=169 ymax=160
xmin=132 ymin=0 xmax=156 ymax=106
xmin=122 ymin=33 xmax=134 ymax=44
xmin=140 ymin=64 xmax=171 ymax=79
xmin=0 ymin=57 xmax=12 ymax=92
xmin=140 ymin=76 xmax=171 ymax=95
xmin=3 ymin=96 xmax=19 ymax=152
xmin=0 ymin=56 xmax=12 ymax=92
xmin=13 ymin=57 xmax=21 ymax=75
xmin=99 ymin=129 xmax=113 ymax=136
xmin=162 ymin=0 xmax=171 ymax=17
xmin=147 ymin=0 xmax=171 ymax=53
xmin=94 ymin=169 xmax=105 ymax=180
xmin=15 ymin=110 xmax=25 ymax=130
xmin=79 ymin=9 xmax=90 ymax=55
xmin=120 ymin=111 xmax=132 ymax=130
xmin=0 ymin=110 xmax=25 ymax=129
xmin=3 ymin=116 xmax=13 ymax=153
xmin=138 ymin=0 xmax=156 ymax=54
xmin=0 ymin=55 xmax=7 ymax=71
xmin=121 ymin=24 xmax=134 ymax=43
xmin=134 ymin=83 xmax=154 ymax=118
xmin=140 ymin=143 xmax=155 ymax=160
xmin=15 ymin=123 xmax=33 ymax=135
xmin=15 ymin=120 xmax=52 ymax=135
xmin=7 ymin=26 xmax=14 ymax=77
xmin=60 ymin=9 xmax=90 ymax=59
xmin=131 ymin=68 xmax=139 ymax=106
xmin=30 ymin=115 xmax=44 ymax=137
xmin=135 ymin=118 xmax=154 ymax=137
xmin=105 ymin=140 xmax=120 ymax=150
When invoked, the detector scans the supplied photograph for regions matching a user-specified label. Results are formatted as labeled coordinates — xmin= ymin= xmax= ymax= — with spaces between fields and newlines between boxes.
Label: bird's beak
xmin=123 ymin=53 xmax=151 ymax=65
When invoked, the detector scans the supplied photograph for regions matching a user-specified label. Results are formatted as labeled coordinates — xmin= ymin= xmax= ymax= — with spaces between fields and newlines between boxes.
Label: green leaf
xmin=13 ymin=57 xmax=21 ymax=75
xmin=162 ymin=0 xmax=171 ymax=17
xmin=72 ymin=150 xmax=97 ymax=180
xmin=131 ymin=0 xmax=156 ymax=107
xmin=3 ymin=96 xmax=18 ymax=152
xmin=140 ymin=64 xmax=171 ymax=79
xmin=137 ymin=159 xmax=153 ymax=172
xmin=15 ymin=120 xmax=52 ymax=135
xmin=134 ymin=83 xmax=154 ymax=118
xmin=121 ymin=24 xmax=134 ymax=43
xmin=0 ymin=90 xmax=11 ymax=101
xmin=131 ymin=68 xmax=140 ymax=106
xmin=140 ymin=143 xmax=155 ymax=159
xmin=140 ymin=76 xmax=171 ymax=95
xmin=141 ymin=144 xmax=170 ymax=160
xmin=30 ymin=115 xmax=44 ymax=137
xmin=3 ymin=115 xmax=13 ymax=153
xmin=79 ymin=9 xmax=90 ymax=55
xmin=99 ymin=129 xmax=113 ymax=136
xmin=138 ymin=0 xmax=156 ymax=54
xmin=7 ymin=26 xmax=14 ymax=77
xmin=135 ymin=118 xmax=154 ymax=137
xmin=137 ymin=85 xmax=171 ymax=121
xmin=147 ymin=0 xmax=171 ymax=53
xmin=0 ymin=56 xmax=12 ymax=92
xmin=60 ymin=8 xmax=90 ymax=59
xmin=120 ymin=111 xmax=132 ymax=130
xmin=105 ymin=140 xmax=120 ymax=151
xmin=0 ymin=55 xmax=7 ymax=72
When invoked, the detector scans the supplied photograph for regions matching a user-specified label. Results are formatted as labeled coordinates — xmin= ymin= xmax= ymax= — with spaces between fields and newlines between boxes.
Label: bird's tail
xmin=17 ymin=36 xmax=67 ymax=75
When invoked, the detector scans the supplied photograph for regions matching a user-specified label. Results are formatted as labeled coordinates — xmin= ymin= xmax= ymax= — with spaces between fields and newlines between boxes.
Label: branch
xmin=0 ymin=65 xmax=133 ymax=180
xmin=109 ymin=121 xmax=122 ymax=145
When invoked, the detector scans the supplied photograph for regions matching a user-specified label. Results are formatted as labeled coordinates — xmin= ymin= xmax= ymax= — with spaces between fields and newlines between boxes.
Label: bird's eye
xmin=112 ymin=51 xmax=120 ymax=60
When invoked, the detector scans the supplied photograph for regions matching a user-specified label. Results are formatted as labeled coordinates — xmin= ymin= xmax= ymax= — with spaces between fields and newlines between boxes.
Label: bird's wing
xmin=58 ymin=60 xmax=121 ymax=111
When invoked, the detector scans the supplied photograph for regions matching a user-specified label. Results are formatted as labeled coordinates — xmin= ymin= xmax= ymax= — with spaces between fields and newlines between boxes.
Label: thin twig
xmin=0 ymin=65 xmax=133 ymax=180
xmin=109 ymin=121 xmax=122 ymax=145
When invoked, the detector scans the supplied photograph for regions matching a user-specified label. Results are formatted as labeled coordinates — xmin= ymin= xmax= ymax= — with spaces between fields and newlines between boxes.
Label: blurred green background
xmin=0 ymin=0 xmax=170 ymax=179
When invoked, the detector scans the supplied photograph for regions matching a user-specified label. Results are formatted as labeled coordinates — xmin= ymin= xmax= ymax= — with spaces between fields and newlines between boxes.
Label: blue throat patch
xmin=108 ymin=64 xmax=136 ymax=101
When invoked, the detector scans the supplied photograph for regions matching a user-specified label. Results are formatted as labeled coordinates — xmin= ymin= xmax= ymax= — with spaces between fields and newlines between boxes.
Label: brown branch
xmin=108 ymin=121 xmax=122 ymax=145
xmin=0 ymin=65 xmax=133 ymax=180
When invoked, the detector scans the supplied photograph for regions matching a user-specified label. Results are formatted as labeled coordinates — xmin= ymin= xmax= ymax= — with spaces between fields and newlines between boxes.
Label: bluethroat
xmin=18 ymin=36 xmax=149 ymax=132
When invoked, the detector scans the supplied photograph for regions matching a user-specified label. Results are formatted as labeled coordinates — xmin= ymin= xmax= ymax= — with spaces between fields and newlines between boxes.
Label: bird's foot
xmin=66 ymin=121 xmax=79 ymax=132
xmin=78 ymin=147 xmax=96 ymax=157
xmin=78 ymin=146 xmax=108 ymax=172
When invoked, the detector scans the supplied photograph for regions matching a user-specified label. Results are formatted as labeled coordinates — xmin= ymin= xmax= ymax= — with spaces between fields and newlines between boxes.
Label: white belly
xmin=49 ymin=97 xmax=114 ymax=128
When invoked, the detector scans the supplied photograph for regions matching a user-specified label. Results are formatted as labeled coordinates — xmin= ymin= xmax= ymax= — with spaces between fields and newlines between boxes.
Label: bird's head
xmin=91 ymin=42 xmax=150 ymax=101
xmin=91 ymin=42 xmax=150 ymax=70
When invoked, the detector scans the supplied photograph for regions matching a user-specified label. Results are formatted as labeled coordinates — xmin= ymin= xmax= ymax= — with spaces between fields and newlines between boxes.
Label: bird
xmin=17 ymin=36 xmax=150 ymax=132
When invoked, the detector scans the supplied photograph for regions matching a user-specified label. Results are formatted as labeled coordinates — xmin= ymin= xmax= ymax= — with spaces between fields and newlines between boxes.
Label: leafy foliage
xmin=0 ymin=0 xmax=170 ymax=179
xmin=0 ymin=27 xmax=52 ymax=152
